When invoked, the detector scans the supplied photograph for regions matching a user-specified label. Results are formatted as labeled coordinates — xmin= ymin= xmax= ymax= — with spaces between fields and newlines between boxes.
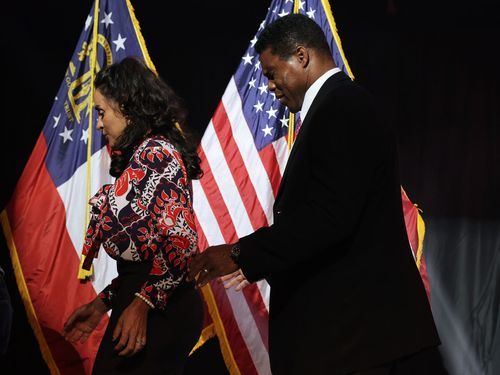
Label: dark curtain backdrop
xmin=1 ymin=1 xmax=499 ymax=374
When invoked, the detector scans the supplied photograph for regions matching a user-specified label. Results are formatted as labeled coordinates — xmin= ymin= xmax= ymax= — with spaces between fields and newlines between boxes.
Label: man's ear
xmin=295 ymin=46 xmax=310 ymax=68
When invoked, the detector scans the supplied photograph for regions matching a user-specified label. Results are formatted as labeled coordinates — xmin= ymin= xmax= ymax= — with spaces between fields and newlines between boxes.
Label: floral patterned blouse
xmin=82 ymin=135 xmax=198 ymax=310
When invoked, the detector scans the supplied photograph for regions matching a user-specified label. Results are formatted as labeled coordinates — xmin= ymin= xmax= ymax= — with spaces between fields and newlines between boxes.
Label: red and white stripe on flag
xmin=193 ymin=79 xmax=283 ymax=374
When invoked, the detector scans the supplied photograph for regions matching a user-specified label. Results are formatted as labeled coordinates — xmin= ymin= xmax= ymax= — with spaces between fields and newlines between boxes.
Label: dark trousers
xmin=350 ymin=346 xmax=449 ymax=375
xmin=92 ymin=260 xmax=204 ymax=375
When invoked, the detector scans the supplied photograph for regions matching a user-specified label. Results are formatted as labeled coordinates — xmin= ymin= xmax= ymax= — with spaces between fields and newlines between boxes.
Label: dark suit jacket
xmin=238 ymin=72 xmax=441 ymax=374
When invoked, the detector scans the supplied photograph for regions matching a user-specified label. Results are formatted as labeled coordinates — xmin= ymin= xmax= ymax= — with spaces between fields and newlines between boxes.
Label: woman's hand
xmin=219 ymin=269 xmax=250 ymax=291
xmin=63 ymin=297 xmax=108 ymax=344
xmin=112 ymin=296 xmax=151 ymax=357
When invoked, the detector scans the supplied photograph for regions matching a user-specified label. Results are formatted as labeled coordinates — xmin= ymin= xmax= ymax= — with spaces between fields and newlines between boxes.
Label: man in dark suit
xmin=188 ymin=13 xmax=447 ymax=375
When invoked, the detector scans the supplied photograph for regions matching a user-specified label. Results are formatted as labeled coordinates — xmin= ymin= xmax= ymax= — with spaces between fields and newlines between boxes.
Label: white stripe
xmin=223 ymin=78 xmax=275 ymax=225
xmin=226 ymin=288 xmax=271 ymax=375
xmin=57 ymin=147 xmax=117 ymax=294
xmin=272 ymin=136 xmax=289 ymax=180
xmin=256 ymin=280 xmax=271 ymax=311
xmin=192 ymin=179 xmax=225 ymax=247
xmin=201 ymin=121 xmax=254 ymax=239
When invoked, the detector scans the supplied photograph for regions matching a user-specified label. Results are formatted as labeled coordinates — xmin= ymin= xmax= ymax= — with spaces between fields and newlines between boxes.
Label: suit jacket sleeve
xmin=238 ymin=84 xmax=395 ymax=282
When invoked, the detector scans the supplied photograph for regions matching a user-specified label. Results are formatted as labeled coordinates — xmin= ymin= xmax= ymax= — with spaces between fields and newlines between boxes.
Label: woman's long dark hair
xmin=94 ymin=56 xmax=202 ymax=180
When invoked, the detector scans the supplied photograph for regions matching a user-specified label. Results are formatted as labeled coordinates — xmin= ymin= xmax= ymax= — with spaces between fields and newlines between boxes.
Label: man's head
xmin=255 ymin=14 xmax=335 ymax=113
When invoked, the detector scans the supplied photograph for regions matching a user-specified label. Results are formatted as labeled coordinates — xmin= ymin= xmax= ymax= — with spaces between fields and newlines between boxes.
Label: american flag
xmin=0 ymin=1 xmax=182 ymax=373
xmin=193 ymin=0 xmax=429 ymax=374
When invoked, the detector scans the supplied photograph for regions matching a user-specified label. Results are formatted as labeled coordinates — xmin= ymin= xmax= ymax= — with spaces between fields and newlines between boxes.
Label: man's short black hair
xmin=255 ymin=13 xmax=331 ymax=59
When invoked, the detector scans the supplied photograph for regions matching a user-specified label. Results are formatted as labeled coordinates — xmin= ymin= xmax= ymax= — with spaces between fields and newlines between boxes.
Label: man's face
xmin=259 ymin=47 xmax=306 ymax=113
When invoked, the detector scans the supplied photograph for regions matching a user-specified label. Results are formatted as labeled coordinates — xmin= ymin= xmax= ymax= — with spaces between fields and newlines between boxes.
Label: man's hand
xmin=219 ymin=269 xmax=250 ymax=291
xmin=187 ymin=244 xmax=239 ymax=288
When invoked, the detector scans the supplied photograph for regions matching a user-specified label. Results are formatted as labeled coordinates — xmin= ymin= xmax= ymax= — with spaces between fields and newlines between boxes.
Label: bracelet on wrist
xmin=134 ymin=292 xmax=155 ymax=309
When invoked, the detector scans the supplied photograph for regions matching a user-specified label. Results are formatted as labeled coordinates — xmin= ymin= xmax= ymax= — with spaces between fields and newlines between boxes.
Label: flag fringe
xmin=189 ymin=322 xmax=216 ymax=355
xmin=0 ymin=210 xmax=60 ymax=375
xmin=321 ymin=0 xmax=355 ymax=80
xmin=287 ymin=112 xmax=296 ymax=150
xmin=77 ymin=254 xmax=93 ymax=279
xmin=416 ymin=210 xmax=426 ymax=269
xmin=201 ymin=284 xmax=242 ymax=375
xmin=400 ymin=186 xmax=426 ymax=270
xmin=125 ymin=0 xmax=157 ymax=73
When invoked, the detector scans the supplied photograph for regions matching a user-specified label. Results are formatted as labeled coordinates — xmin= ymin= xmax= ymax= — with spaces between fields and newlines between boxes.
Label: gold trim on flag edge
xmin=321 ymin=0 xmax=355 ymax=80
xmin=126 ymin=0 xmax=157 ymax=74
xmin=416 ymin=209 xmax=426 ymax=269
xmin=80 ymin=0 xmax=101 ymax=280
xmin=1 ymin=210 xmax=61 ymax=375
xmin=201 ymin=283 xmax=242 ymax=375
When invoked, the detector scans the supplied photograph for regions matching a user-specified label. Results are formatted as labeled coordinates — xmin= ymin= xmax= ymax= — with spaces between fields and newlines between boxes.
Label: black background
xmin=1 ymin=1 xmax=499 ymax=374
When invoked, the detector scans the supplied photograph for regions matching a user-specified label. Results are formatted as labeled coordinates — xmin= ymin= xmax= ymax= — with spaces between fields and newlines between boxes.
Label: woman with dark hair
xmin=63 ymin=56 xmax=204 ymax=374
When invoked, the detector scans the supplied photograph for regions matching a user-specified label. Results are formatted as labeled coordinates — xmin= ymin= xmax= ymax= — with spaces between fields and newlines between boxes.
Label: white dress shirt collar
xmin=299 ymin=67 xmax=341 ymax=123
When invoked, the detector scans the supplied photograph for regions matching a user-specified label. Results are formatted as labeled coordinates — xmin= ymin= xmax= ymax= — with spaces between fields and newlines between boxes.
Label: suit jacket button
xmin=276 ymin=210 xmax=282 ymax=215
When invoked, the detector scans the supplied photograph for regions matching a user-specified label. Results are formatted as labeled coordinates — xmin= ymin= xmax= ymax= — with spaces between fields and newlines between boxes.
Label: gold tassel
xmin=77 ymin=253 xmax=93 ymax=280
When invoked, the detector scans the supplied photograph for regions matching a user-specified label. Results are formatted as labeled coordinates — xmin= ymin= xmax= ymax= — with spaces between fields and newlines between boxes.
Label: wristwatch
xmin=230 ymin=243 xmax=241 ymax=264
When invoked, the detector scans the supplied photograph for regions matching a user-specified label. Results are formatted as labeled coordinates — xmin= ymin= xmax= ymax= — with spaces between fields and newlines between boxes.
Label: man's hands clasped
xmin=187 ymin=243 xmax=240 ymax=288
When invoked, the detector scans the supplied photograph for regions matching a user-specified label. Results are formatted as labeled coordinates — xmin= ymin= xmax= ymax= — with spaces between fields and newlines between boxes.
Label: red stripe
xmin=195 ymin=215 xmax=209 ymax=252
xmin=7 ymin=134 xmax=108 ymax=374
xmin=258 ymin=142 xmax=282 ymax=198
xmin=212 ymin=103 xmax=269 ymax=230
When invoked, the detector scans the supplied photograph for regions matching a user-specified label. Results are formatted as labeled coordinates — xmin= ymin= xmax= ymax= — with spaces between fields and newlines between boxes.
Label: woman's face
xmin=94 ymin=89 xmax=127 ymax=148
